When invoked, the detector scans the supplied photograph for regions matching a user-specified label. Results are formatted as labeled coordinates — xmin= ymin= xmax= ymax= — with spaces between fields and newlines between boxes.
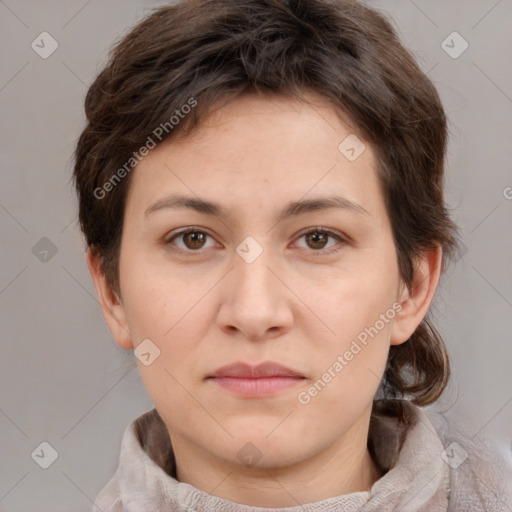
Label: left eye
xmin=295 ymin=228 xmax=345 ymax=252
xmin=165 ymin=228 xmax=345 ymax=253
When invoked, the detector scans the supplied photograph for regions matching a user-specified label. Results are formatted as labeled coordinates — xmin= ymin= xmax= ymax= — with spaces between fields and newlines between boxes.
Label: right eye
xmin=165 ymin=228 xmax=219 ymax=253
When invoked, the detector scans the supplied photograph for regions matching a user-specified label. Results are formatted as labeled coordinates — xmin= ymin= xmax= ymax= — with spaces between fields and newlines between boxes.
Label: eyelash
xmin=164 ymin=227 xmax=347 ymax=256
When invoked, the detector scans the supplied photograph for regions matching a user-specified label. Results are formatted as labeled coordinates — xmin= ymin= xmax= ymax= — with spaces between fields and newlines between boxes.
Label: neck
xmin=170 ymin=409 xmax=382 ymax=508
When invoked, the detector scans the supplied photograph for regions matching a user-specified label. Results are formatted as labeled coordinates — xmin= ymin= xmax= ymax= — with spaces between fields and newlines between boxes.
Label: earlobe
xmin=86 ymin=247 xmax=134 ymax=350
xmin=390 ymin=246 xmax=443 ymax=346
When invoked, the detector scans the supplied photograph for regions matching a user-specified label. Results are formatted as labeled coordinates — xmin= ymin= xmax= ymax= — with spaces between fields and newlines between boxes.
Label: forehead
xmin=124 ymin=91 xmax=386 ymax=226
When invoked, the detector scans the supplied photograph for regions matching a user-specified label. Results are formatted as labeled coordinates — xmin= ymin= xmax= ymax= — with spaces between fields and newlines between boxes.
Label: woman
xmin=73 ymin=0 xmax=511 ymax=510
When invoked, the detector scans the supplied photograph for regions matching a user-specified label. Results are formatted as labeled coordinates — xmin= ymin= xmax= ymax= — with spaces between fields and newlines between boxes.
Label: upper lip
xmin=209 ymin=361 xmax=304 ymax=379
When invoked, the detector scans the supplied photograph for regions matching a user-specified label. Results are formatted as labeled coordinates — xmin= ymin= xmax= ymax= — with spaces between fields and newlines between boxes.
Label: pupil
xmin=309 ymin=232 xmax=326 ymax=249
xmin=186 ymin=232 xmax=204 ymax=248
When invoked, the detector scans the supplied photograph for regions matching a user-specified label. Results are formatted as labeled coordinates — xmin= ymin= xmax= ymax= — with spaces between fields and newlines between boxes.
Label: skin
xmin=88 ymin=90 xmax=442 ymax=508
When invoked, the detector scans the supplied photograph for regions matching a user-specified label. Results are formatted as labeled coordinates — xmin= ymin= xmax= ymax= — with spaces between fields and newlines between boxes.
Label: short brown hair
xmin=73 ymin=0 xmax=459 ymax=406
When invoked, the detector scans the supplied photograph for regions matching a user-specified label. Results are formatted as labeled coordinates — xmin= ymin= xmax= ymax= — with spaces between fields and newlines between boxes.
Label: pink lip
xmin=208 ymin=361 xmax=305 ymax=397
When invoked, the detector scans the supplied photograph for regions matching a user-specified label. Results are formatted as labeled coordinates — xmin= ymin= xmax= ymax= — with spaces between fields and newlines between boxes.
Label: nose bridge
xmin=232 ymin=239 xmax=278 ymax=307
xmin=217 ymin=237 xmax=293 ymax=340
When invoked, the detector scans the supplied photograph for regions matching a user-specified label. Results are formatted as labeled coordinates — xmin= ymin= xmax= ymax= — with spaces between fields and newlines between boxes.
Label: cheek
xmin=119 ymin=257 xmax=213 ymax=390
xmin=120 ymin=252 xmax=208 ymax=341
xmin=304 ymin=259 xmax=399 ymax=397
xmin=296 ymin=288 xmax=394 ymax=430
xmin=312 ymin=256 xmax=399 ymax=346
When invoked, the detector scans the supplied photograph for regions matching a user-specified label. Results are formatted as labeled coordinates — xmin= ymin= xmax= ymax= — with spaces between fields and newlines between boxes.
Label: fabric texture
xmin=93 ymin=399 xmax=512 ymax=511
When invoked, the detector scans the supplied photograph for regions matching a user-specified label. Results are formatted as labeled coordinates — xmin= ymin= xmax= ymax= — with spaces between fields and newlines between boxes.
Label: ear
xmin=86 ymin=247 xmax=134 ymax=350
xmin=390 ymin=245 xmax=443 ymax=346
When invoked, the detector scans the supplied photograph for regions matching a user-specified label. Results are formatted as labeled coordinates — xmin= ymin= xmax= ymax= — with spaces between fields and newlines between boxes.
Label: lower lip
xmin=208 ymin=376 xmax=304 ymax=397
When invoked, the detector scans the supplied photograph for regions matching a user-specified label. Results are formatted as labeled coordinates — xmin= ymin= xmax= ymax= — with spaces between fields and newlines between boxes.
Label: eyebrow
xmin=144 ymin=194 xmax=370 ymax=222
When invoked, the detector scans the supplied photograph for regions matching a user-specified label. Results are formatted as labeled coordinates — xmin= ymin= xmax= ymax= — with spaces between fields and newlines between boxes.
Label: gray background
xmin=1 ymin=0 xmax=511 ymax=510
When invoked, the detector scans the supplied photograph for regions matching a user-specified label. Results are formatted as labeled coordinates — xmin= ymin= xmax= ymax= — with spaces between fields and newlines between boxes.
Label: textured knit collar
xmin=96 ymin=399 xmax=451 ymax=511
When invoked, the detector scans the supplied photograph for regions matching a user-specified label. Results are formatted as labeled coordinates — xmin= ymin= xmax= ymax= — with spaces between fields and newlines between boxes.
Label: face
xmin=104 ymin=92 xmax=411 ymax=472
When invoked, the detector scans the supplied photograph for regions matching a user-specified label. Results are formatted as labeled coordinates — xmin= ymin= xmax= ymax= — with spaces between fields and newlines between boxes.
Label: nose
xmin=216 ymin=247 xmax=294 ymax=342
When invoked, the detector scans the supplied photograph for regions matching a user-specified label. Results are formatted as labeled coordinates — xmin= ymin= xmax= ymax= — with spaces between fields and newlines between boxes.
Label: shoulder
xmin=424 ymin=406 xmax=512 ymax=511
xmin=92 ymin=476 xmax=123 ymax=512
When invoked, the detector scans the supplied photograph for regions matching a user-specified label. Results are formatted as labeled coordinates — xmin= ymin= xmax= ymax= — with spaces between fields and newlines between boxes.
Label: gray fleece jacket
xmin=93 ymin=399 xmax=512 ymax=511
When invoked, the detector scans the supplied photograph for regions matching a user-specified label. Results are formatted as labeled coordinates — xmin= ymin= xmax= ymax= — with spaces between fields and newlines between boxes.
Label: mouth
xmin=207 ymin=361 xmax=306 ymax=397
